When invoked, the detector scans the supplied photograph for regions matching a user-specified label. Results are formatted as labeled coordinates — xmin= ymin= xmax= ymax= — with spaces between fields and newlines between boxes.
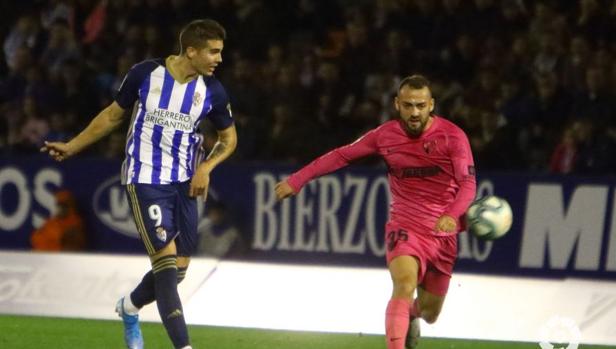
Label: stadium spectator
xmin=562 ymin=35 xmax=592 ymax=91
xmin=3 ymin=15 xmax=42 ymax=71
xmin=570 ymin=66 xmax=614 ymax=126
xmin=40 ymin=20 xmax=81 ymax=77
xmin=549 ymin=125 xmax=578 ymax=174
xmin=574 ymin=0 xmax=611 ymax=45
xmin=0 ymin=45 xmax=31 ymax=104
xmin=30 ymin=189 xmax=86 ymax=251
xmin=16 ymin=96 xmax=49 ymax=153
xmin=44 ymin=111 xmax=72 ymax=143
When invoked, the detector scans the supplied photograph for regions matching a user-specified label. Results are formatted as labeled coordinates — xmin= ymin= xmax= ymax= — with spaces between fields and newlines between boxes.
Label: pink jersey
xmin=287 ymin=116 xmax=476 ymax=236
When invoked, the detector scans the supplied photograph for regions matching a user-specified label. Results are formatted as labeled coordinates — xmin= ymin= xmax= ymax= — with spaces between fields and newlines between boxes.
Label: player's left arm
xmin=190 ymin=124 xmax=237 ymax=198
xmin=190 ymin=82 xmax=237 ymax=198
xmin=436 ymin=130 xmax=477 ymax=232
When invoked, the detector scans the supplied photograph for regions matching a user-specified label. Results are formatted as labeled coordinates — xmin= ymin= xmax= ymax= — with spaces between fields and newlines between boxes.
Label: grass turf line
xmin=0 ymin=315 xmax=614 ymax=349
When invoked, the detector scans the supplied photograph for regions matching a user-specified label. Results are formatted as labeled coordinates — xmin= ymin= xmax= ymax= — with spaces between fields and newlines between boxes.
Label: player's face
xmin=189 ymin=39 xmax=224 ymax=76
xmin=395 ymin=86 xmax=434 ymax=138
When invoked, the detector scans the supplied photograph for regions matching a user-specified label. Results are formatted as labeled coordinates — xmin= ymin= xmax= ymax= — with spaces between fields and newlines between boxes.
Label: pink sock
xmin=385 ymin=298 xmax=412 ymax=349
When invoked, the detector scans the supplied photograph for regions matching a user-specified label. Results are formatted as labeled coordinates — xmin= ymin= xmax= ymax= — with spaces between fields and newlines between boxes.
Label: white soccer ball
xmin=465 ymin=195 xmax=513 ymax=240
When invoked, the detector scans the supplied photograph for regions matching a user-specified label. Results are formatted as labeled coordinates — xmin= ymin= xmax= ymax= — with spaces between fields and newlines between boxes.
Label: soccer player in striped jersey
xmin=274 ymin=75 xmax=476 ymax=349
xmin=42 ymin=19 xmax=237 ymax=349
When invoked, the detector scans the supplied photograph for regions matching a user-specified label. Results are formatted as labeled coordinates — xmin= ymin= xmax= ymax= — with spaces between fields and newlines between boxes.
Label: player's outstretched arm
xmin=276 ymin=127 xmax=380 ymax=198
xmin=190 ymin=124 xmax=237 ymax=198
xmin=40 ymin=101 xmax=126 ymax=161
xmin=274 ymin=180 xmax=296 ymax=200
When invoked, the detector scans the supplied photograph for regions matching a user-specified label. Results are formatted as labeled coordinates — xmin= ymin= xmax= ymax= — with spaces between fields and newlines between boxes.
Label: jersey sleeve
xmin=205 ymin=79 xmax=234 ymax=130
xmin=114 ymin=60 xmax=158 ymax=109
xmin=287 ymin=127 xmax=380 ymax=192
xmin=444 ymin=129 xmax=477 ymax=223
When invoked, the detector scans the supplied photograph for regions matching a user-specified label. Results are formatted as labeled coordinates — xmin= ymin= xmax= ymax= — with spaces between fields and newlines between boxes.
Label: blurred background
xmin=1 ymin=0 xmax=616 ymax=346
xmin=2 ymin=0 xmax=616 ymax=170
xmin=2 ymin=0 xmax=616 ymax=269
xmin=2 ymin=0 xmax=616 ymax=273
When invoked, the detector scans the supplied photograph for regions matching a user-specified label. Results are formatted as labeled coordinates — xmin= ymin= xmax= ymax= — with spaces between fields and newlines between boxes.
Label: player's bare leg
xmin=386 ymin=255 xmax=420 ymax=349
xmin=405 ymin=287 xmax=447 ymax=348
xmin=416 ymin=287 xmax=446 ymax=324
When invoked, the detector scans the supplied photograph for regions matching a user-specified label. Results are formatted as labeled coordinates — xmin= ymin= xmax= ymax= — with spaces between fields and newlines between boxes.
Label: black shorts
xmin=125 ymin=181 xmax=198 ymax=256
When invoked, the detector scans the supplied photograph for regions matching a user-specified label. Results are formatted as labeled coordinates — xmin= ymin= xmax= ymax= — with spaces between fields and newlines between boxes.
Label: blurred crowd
xmin=2 ymin=0 xmax=616 ymax=175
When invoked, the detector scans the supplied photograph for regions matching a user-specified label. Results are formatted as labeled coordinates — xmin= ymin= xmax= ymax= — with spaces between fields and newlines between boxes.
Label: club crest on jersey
xmin=156 ymin=226 xmax=167 ymax=242
xmin=192 ymin=92 xmax=202 ymax=106
xmin=423 ymin=140 xmax=437 ymax=154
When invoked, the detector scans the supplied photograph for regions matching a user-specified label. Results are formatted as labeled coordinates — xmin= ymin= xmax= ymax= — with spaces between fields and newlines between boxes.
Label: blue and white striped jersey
xmin=115 ymin=58 xmax=233 ymax=185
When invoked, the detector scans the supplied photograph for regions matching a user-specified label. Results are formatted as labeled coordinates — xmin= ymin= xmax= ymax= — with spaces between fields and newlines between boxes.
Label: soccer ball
xmin=465 ymin=195 xmax=513 ymax=240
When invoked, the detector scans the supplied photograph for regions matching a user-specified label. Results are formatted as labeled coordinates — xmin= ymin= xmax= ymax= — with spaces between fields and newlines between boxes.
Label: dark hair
xmin=398 ymin=74 xmax=431 ymax=91
xmin=179 ymin=19 xmax=226 ymax=53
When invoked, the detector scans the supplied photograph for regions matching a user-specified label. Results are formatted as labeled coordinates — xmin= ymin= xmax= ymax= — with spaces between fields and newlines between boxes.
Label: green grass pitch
xmin=1 ymin=315 xmax=614 ymax=349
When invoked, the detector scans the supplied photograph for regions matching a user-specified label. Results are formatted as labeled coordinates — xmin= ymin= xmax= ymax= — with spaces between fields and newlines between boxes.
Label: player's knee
xmin=395 ymin=283 xmax=415 ymax=298
xmin=392 ymin=276 xmax=416 ymax=298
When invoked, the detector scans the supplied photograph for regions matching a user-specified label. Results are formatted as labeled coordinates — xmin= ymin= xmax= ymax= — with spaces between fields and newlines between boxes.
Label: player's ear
xmin=394 ymin=96 xmax=400 ymax=111
xmin=429 ymin=98 xmax=435 ymax=112
xmin=186 ymin=46 xmax=197 ymax=59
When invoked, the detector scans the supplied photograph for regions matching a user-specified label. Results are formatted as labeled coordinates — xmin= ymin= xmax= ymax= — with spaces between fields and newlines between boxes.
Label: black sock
xmin=177 ymin=266 xmax=187 ymax=283
xmin=131 ymin=266 xmax=188 ymax=309
xmin=152 ymin=255 xmax=189 ymax=348
xmin=130 ymin=271 xmax=154 ymax=309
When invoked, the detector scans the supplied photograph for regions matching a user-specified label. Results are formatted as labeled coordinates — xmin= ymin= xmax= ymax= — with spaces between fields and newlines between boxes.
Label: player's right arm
xmin=41 ymin=60 xmax=151 ymax=161
xmin=41 ymin=102 xmax=125 ymax=161
xmin=437 ymin=127 xmax=477 ymax=232
xmin=275 ymin=127 xmax=380 ymax=200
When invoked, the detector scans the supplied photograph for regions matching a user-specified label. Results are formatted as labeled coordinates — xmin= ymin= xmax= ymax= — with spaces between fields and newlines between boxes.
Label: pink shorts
xmin=385 ymin=222 xmax=457 ymax=296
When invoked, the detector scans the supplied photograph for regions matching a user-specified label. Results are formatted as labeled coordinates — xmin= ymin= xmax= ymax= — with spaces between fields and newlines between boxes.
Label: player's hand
xmin=274 ymin=180 xmax=296 ymax=200
xmin=435 ymin=215 xmax=457 ymax=233
xmin=40 ymin=141 xmax=74 ymax=162
xmin=189 ymin=164 xmax=211 ymax=199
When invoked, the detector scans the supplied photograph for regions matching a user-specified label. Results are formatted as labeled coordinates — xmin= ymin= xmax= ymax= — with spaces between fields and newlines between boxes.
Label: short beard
xmin=401 ymin=120 xmax=424 ymax=138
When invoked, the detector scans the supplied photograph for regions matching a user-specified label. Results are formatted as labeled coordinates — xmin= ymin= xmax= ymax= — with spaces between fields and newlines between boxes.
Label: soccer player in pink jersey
xmin=274 ymin=75 xmax=476 ymax=349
